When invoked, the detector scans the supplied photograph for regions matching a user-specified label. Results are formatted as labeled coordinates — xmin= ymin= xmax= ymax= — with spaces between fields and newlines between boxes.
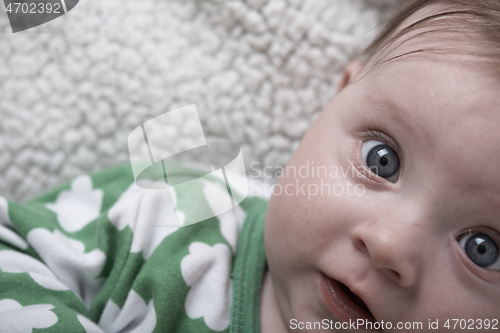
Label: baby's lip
xmin=320 ymin=273 xmax=379 ymax=330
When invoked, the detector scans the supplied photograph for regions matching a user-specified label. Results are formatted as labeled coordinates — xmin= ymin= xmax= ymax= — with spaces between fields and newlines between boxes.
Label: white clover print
xmin=202 ymin=179 xmax=246 ymax=253
xmin=0 ymin=250 xmax=68 ymax=291
xmin=27 ymin=228 xmax=105 ymax=308
xmin=0 ymin=299 xmax=58 ymax=332
xmin=98 ymin=289 xmax=156 ymax=333
xmin=181 ymin=242 xmax=232 ymax=331
xmin=46 ymin=175 xmax=103 ymax=232
xmin=77 ymin=315 xmax=105 ymax=333
xmin=108 ymin=181 xmax=183 ymax=259
xmin=0 ymin=226 xmax=28 ymax=251
xmin=0 ymin=197 xmax=27 ymax=250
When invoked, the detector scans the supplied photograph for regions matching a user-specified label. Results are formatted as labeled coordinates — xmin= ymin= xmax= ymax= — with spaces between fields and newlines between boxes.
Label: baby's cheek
xmin=409 ymin=269 xmax=500 ymax=326
xmin=265 ymin=181 xmax=307 ymax=260
xmin=265 ymin=176 xmax=334 ymax=269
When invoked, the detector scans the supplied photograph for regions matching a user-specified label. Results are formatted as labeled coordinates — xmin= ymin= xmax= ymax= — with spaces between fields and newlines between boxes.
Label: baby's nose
xmin=351 ymin=220 xmax=420 ymax=288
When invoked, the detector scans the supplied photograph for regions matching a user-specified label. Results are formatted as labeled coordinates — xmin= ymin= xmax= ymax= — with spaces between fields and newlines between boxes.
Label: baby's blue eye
xmin=361 ymin=140 xmax=400 ymax=182
xmin=459 ymin=232 xmax=500 ymax=270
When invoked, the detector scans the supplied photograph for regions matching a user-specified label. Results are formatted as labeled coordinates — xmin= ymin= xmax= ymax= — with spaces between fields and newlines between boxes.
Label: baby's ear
xmin=337 ymin=61 xmax=364 ymax=93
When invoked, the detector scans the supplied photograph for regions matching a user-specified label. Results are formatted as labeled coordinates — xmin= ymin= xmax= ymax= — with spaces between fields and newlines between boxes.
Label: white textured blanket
xmin=0 ymin=0 xmax=410 ymax=201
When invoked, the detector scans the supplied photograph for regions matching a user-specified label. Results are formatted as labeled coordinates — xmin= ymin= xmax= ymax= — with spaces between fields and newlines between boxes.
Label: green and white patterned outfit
xmin=0 ymin=163 xmax=268 ymax=333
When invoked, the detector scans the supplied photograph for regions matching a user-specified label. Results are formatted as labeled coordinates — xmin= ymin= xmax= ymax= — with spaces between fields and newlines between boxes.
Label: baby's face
xmin=264 ymin=36 xmax=500 ymax=331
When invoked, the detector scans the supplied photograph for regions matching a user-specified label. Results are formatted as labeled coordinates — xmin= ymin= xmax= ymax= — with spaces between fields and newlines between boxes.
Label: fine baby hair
xmin=361 ymin=0 xmax=500 ymax=71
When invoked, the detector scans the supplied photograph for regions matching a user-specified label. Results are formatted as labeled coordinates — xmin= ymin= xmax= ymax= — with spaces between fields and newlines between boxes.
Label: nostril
xmin=352 ymin=225 xmax=417 ymax=287
xmin=389 ymin=269 xmax=401 ymax=282
xmin=354 ymin=237 xmax=368 ymax=253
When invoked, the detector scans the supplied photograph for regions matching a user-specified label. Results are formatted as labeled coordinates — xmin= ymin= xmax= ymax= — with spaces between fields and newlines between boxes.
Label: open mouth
xmin=320 ymin=273 xmax=377 ymax=326
xmin=335 ymin=279 xmax=373 ymax=317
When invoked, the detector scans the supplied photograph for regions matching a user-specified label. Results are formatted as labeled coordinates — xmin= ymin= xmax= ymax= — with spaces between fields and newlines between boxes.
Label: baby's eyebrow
xmin=357 ymin=92 xmax=409 ymax=128
xmin=356 ymin=89 xmax=432 ymax=142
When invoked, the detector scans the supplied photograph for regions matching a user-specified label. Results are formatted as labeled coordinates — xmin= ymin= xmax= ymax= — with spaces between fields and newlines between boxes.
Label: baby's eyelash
xmin=361 ymin=130 xmax=391 ymax=143
xmin=360 ymin=130 xmax=402 ymax=158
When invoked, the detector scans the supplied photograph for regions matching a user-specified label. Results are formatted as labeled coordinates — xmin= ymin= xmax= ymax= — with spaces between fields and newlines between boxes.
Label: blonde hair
xmin=361 ymin=0 xmax=500 ymax=71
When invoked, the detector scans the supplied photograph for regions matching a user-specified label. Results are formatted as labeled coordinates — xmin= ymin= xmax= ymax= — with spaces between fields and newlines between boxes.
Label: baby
xmin=0 ymin=0 xmax=499 ymax=332
xmin=261 ymin=0 xmax=500 ymax=332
